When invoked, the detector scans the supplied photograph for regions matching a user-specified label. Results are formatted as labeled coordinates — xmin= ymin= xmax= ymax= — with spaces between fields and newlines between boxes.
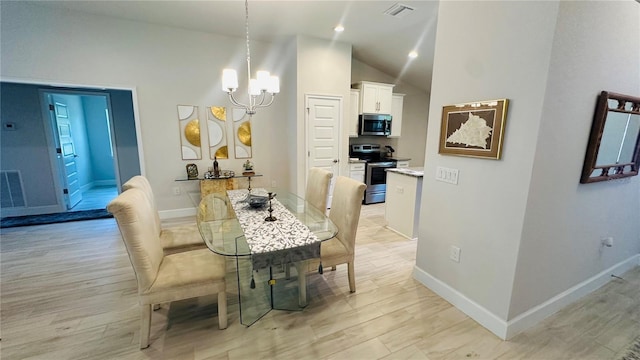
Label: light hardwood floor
xmin=1 ymin=203 xmax=638 ymax=359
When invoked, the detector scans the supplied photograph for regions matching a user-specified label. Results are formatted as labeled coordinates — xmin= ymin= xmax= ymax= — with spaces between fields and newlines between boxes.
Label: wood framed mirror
xmin=580 ymin=91 xmax=640 ymax=183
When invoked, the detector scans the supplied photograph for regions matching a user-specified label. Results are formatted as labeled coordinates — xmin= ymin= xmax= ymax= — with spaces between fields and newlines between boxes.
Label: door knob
xmin=333 ymin=159 xmax=339 ymax=163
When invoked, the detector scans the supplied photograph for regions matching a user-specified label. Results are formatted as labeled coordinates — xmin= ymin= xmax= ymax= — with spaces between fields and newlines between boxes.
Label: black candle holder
xmin=264 ymin=192 xmax=277 ymax=222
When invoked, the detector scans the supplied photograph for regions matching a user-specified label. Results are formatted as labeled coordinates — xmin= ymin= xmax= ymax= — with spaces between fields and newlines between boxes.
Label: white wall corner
xmin=504 ymin=254 xmax=640 ymax=339
xmin=412 ymin=266 xmax=509 ymax=340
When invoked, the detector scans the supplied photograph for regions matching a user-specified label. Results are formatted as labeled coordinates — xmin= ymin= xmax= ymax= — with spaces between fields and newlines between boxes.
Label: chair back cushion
xmin=305 ymin=167 xmax=333 ymax=212
xmin=122 ymin=175 xmax=162 ymax=236
xmin=107 ymin=188 xmax=164 ymax=292
xmin=328 ymin=176 xmax=366 ymax=254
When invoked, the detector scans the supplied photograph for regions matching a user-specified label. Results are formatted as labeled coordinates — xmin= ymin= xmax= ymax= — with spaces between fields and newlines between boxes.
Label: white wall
xmin=82 ymin=95 xmax=116 ymax=183
xmin=416 ymin=0 xmax=559 ymax=321
xmin=1 ymin=1 xmax=289 ymax=212
xmin=510 ymin=0 xmax=640 ymax=318
xmin=415 ymin=0 xmax=640 ymax=339
xmin=295 ymin=36 xmax=352 ymax=196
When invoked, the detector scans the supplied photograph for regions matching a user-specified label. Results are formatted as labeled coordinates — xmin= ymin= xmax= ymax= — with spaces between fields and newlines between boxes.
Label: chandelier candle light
xmin=222 ymin=0 xmax=279 ymax=116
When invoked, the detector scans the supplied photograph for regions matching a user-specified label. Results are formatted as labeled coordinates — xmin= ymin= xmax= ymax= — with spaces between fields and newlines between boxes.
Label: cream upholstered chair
xmin=317 ymin=176 xmax=366 ymax=292
xmin=305 ymin=167 xmax=333 ymax=212
xmin=107 ymin=188 xmax=227 ymax=349
xmin=122 ymin=175 xmax=205 ymax=254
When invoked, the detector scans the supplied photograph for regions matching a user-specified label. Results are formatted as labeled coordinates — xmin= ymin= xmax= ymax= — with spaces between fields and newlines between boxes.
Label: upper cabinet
xmin=353 ymin=81 xmax=395 ymax=114
xmin=389 ymin=93 xmax=405 ymax=138
xmin=349 ymin=90 xmax=360 ymax=137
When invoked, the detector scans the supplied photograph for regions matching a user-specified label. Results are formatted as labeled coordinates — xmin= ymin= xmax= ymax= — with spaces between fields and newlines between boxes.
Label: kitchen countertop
xmin=386 ymin=167 xmax=424 ymax=178
xmin=348 ymin=157 xmax=411 ymax=163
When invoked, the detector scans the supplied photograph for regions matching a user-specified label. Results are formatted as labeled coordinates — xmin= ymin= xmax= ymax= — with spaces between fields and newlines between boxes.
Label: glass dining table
xmin=196 ymin=188 xmax=337 ymax=326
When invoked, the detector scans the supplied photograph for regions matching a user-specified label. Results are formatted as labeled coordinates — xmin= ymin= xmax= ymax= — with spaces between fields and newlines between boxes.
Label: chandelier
xmin=222 ymin=0 xmax=279 ymax=116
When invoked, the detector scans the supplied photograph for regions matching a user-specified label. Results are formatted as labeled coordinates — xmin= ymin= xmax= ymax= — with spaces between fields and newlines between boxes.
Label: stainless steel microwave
xmin=359 ymin=114 xmax=392 ymax=136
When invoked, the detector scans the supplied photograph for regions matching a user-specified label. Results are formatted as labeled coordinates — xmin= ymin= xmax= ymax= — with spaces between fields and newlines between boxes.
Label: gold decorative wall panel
xmin=177 ymin=105 xmax=202 ymax=160
xmin=232 ymin=108 xmax=252 ymax=158
xmin=207 ymin=106 xmax=229 ymax=159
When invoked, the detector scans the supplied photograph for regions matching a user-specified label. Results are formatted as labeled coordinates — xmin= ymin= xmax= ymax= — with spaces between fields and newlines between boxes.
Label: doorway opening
xmin=43 ymin=90 xmax=119 ymax=213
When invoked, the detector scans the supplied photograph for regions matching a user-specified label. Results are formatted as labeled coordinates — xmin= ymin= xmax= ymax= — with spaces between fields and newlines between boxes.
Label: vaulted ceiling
xmin=34 ymin=1 xmax=439 ymax=93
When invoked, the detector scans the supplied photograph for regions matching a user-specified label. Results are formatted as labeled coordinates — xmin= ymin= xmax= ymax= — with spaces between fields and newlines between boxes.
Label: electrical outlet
xmin=271 ymin=180 xmax=277 ymax=188
xmin=173 ymin=187 xmax=181 ymax=195
xmin=449 ymin=245 xmax=461 ymax=263
xmin=396 ymin=186 xmax=404 ymax=193
xmin=601 ymin=237 xmax=613 ymax=247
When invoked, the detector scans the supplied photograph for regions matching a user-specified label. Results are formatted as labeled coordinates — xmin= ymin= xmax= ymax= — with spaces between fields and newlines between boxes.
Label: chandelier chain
xmin=245 ymin=0 xmax=251 ymax=84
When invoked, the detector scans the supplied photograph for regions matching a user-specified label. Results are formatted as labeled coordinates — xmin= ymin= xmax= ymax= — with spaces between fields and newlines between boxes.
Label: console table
xmin=175 ymin=174 xmax=262 ymax=197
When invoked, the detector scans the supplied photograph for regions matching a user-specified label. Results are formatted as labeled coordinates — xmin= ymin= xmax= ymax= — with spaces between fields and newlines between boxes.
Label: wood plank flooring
xmin=1 ymin=203 xmax=638 ymax=359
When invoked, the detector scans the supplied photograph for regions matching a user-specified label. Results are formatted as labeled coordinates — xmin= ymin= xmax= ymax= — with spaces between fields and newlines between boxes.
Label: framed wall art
xmin=232 ymin=108 xmax=252 ymax=159
xmin=207 ymin=106 xmax=229 ymax=159
xmin=438 ymin=99 xmax=509 ymax=160
xmin=177 ymin=105 xmax=202 ymax=160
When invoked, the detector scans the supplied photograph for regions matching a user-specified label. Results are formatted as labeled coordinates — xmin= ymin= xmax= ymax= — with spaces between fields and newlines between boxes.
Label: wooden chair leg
xmin=347 ymin=261 xmax=356 ymax=293
xmin=217 ymin=291 xmax=228 ymax=330
xmin=140 ymin=304 xmax=152 ymax=349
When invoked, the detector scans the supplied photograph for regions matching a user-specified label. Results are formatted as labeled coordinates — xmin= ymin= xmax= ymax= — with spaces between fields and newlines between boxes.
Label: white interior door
xmin=306 ymin=95 xmax=341 ymax=209
xmin=53 ymin=101 xmax=82 ymax=209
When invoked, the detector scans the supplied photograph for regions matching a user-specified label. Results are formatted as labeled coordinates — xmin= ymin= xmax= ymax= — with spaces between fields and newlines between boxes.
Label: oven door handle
xmin=368 ymin=162 xmax=396 ymax=168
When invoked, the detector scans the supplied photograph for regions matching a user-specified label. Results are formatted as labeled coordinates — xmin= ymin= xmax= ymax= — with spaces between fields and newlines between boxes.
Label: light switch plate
xmin=436 ymin=166 xmax=459 ymax=185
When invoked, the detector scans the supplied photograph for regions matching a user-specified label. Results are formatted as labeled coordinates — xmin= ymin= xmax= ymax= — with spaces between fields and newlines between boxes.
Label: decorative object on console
xmin=242 ymin=159 xmax=255 ymax=176
xmin=177 ymin=105 xmax=201 ymax=160
xmin=221 ymin=0 xmax=279 ymax=116
xmin=580 ymin=91 xmax=640 ymax=183
xmin=186 ymin=163 xmax=198 ymax=179
xmin=207 ymin=106 xmax=229 ymax=159
xmin=438 ymin=99 xmax=509 ymax=160
xmin=232 ymin=108 xmax=252 ymax=159
xmin=213 ymin=156 xmax=220 ymax=177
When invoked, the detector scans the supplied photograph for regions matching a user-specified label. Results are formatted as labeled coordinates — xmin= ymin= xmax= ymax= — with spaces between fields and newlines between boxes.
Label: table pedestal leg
xmin=295 ymin=261 xmax=308 ymax=307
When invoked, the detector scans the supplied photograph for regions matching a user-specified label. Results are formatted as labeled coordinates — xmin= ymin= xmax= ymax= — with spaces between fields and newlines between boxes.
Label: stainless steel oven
xmin=364 ymin=161 xmax=396 ymax=204
xmin=351 ymin=144 xmax=398 ymax=204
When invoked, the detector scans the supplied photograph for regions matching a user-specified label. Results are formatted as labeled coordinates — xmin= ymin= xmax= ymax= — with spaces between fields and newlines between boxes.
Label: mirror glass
xmin=581 ymin=91 xmax=640 ymax=183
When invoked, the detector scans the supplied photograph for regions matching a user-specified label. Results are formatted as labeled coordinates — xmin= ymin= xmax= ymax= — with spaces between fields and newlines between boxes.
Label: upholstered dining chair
xmin=305 ymin=167 xmax=333 ymax=212
xmin=316 ymin=176 xmax=366 ymax=292
xmin=107 ymin=188 xmax=227 ymax=349
xmin=122 ymin=175 xmax=206 ymax=254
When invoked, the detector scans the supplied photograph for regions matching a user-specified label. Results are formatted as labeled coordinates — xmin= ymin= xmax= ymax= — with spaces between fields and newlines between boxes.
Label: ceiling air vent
xmin=383 ymin=3 xmax=415 ymax=18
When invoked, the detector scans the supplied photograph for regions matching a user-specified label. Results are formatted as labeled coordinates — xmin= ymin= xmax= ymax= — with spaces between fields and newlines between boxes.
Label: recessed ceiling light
xmin=408 ymin=51 xmax=418 ymax=59
xmin=334 ymin=25 xmax=345 ymax=33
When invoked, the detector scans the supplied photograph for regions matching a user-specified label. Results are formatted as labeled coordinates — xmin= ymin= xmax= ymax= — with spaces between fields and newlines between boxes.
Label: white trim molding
xmin=413 ymin=253 xmax=640 ymax=340
xmin=158 ymin=207 xmax=196 ymax=220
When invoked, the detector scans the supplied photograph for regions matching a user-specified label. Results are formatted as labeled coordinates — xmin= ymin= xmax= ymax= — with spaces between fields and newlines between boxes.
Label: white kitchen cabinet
xmin=389 ymin=93 xmax=405 ymax=138
xmin=353 ymin=81 xmax=394 ymax=114
xmin=349 ymin=162 xmax=365 ymax=183
xmin=349 ymin=90 xmax=359 ymax=137
xmin=396 ymin=160 xmax=409 ymax=168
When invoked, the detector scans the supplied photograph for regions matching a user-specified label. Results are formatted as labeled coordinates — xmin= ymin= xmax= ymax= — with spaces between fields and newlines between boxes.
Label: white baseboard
xmin=412 ymin=266 xmax=509 ymax=339
xmin=0 ymin=205 xmax=63 ymax=218
xmin=158 ymin=207 xmax=196 ymax=220
xmin=413 ymin=253 xmax=640 ymax=340
xmin=93 ymin=179 xmax=117 ymax=187
xmin=384 ymin=225 xmax=416 ymax=240
xmin=504 ymin=254 xmax=640 ymax=339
